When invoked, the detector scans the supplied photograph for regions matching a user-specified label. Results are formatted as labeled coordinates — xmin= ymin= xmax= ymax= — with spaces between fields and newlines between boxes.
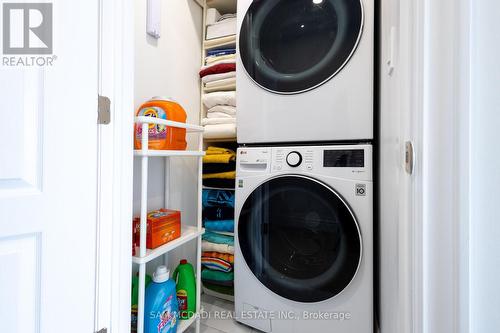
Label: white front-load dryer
xmin=234 ymin=145 xmax=373 ymax=332
xmin=236 ymin=0 xmax=374 ymax=144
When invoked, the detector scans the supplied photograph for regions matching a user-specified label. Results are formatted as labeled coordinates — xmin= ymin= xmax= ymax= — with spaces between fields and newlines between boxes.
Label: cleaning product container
xmin=173 ymin=259 xmax=196 ymax=319
xmin=134 ymin=97 xmax=187 ymax=151
xmin=144 ymin=265 xmax=179 ymax=333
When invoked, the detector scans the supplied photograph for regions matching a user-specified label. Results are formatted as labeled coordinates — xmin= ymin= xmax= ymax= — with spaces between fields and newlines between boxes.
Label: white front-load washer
xmin=236 ymin=0 xmax=374 ymax=144
xmin=235 ymin=145 xmax=373 ymax=332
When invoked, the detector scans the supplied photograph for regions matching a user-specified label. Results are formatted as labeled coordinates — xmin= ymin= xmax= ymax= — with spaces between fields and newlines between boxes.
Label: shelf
xmin=134 ymin=150 xmax=205 ymax=157
xmin=178 ymin=315 xmax=198 ymax=333
xmin=135 ymin=116 xmax=204 ymax=133
xmin=133 ymin=226 xmax=205 ymax=264
xmin=202 ymin=186 xmax=235 ymax=191
xmin=204 ymin=35 xmax=236 ymax=50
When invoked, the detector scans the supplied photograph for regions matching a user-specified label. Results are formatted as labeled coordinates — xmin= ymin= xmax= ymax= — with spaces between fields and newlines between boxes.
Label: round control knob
xmin=286 ymin=151 xmax=302 ymax=167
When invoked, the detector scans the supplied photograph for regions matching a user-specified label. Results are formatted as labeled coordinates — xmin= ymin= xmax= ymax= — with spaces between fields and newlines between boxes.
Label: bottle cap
xmin=153 ymin=265 xmax=170 ymax=283
xmin=180 ymin=259 xmax=188 ymax=265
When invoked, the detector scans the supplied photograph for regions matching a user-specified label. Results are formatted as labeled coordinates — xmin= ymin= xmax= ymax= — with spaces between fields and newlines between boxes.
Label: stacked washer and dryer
xmin=234 ymin=0 xmax=374 ymax=332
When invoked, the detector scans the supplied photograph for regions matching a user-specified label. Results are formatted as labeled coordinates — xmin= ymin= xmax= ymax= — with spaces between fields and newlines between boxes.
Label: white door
xmin=0 ymin=1 xmax=100 ymax=332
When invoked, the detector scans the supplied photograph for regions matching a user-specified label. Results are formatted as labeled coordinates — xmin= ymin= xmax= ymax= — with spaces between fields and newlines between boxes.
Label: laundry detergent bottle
xmin=173 ymin=259 xmax=196 ymax=319
xmin=144 ymin=265 xmax=179 ymax=333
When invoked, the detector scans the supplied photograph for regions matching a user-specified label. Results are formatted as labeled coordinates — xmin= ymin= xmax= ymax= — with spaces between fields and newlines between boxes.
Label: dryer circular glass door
xmin=238 ymin=175 xmax=362 ymax=303
xmin=239 ymin=0 xmax=363 ymax=94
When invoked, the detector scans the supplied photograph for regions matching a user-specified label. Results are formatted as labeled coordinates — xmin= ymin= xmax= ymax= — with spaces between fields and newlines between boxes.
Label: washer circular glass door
xmin=239 ymin=0 xmax=363 ymax=94
xmin=238 ymin=175 xmax=362 ymax=303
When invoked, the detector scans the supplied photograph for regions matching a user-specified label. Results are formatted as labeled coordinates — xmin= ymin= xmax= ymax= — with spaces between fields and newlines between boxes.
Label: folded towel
xmin=207 ymin=112 xmax=235 ymax=119
xmin=202 ymin=118 xmax=235 ymax=126
xmin=202 ymin=71 xmax=235 ymax=84
xmin=204 ymin=77 xmax=236 ymax=91
xmin=203 ymin=179 xmax=236 ymax=189
xmin=217 ymin=13 xmax=237 ymax=21
xmin=203 ymin=206 xmax=235 ymax=220
xmin=205 ymin=54 xmax=236 ymax=65
xmin=202 ymin=269 xmax=234 ymax=283
xmin=201 ymin=257 xmax=232 ymax=272
xmin=206 ymin=146 xmax=236 ymax=155
xmin=202 ymin=231 xmax=234 ymax=245
xmin=203 ymin=162 xmax=236 ymax=174
xmin=203 ymin=171 xmax=236 ymax=180
xmin=206 ymin=48 xmax=236 ymax=57
xmin=202 ymin=251 xmax=234 ymax=264
xmin=200 ymin=62 xmax=236 ymax=78
xmin=202 ymin=278 xmax=234 ymax=287
xmin=204 ymin=123 xmax=237 ymax=139
xmin=202 ymin=189 xmax=235 ymax=208
xmin=207 ymin=105 xmax=236 ymax=117
xmin=203 ymin=282 xmax=234 ymax=296
xmin=204 ymin=220 xmax=234 ymax=232
xmin=202 ymin=91 xmax=236 ymax=108
xmin=206 ymin=17 xmax=237 ymax=40
xmin=202 ymin=240 xmax=234 ymax=254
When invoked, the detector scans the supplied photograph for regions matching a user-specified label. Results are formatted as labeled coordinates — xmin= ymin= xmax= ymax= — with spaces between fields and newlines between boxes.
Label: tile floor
xmin=186 ymin=294 xmax=259 ymax=333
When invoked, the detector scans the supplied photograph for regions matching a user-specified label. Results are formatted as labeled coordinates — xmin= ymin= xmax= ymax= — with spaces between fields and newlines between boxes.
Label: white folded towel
xmin=202 ymin=71 xmax=236 ymax=84
xmin=205 ymin=54 xmax=236 ymax=65
xmin=202 ymin=91 xmax=236 ymax=108
xmin=204 ymin=77 xmax=236 ymax=90
xmin=202 ymin=241 xmax=234 ymax=254
xmin=202 ymin=117 xmax=236 ymax=126
xmin=207 ymin=105 xmax=236 ymax=116
xmin=203 ymin=123 xmax=237 ymax=139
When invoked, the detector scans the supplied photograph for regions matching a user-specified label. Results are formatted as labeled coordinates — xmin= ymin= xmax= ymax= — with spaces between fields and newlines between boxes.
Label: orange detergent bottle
xmin=134 ymin=97 xmax=187 ymax=150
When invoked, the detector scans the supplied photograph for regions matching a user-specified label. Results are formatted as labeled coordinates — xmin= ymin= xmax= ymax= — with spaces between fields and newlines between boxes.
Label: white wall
xmin=470 ymin=1 xmax=500 ymax=331
xmin=133 ymin=0 xmax=203 ymax=274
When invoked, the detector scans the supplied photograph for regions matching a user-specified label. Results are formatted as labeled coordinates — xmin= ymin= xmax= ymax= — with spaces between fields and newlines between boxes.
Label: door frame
xmin=95 ymin=0 xmax=134 ymax=332
xmin=403 ymin=0 xmax=471 ymax=332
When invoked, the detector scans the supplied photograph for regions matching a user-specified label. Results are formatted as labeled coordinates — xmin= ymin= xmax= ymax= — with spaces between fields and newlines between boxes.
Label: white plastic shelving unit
xmin=134 ymin=116 xmax=205 ymax=333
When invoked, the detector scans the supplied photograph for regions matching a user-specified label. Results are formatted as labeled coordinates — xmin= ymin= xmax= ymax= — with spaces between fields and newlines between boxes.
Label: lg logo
xmin=2 ymin=3 xmax=53 ymax=54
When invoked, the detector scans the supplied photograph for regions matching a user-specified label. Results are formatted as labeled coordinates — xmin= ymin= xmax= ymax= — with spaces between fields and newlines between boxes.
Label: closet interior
xmin=131 ymin=0 xmax=238 ymax=332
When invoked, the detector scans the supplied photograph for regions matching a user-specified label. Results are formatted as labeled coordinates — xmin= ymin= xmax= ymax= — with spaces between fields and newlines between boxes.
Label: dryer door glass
xmin=239 ymin=0 xmax=363 ymax=94
xmin=238 ymin=175 xmax=362 ymax=303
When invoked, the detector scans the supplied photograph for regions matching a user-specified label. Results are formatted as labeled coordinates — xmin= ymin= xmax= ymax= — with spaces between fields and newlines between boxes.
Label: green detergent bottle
xmin=173 ymin=259 xmax=196 ymax=319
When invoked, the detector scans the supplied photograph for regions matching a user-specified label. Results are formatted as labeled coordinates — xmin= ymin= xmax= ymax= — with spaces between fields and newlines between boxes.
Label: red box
xmin=133 ymin=209 xmax=181 ymax=251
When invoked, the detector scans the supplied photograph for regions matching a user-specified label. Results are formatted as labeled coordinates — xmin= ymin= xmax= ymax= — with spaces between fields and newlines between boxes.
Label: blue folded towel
xmin=202 ymin=189 xmax=234 ymax=208
xmin=202 ymin=231 xmax=234 ymax=245
xmin=204 ymin=220 xmax=234 ymax=233
xmin=206 ymin=48 xmax=236 ymax=57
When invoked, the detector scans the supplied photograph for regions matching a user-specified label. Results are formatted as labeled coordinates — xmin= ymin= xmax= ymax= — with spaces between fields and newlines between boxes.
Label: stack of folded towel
xmin=200 ymin=46 xmax=236 ymax=139
xmin=202 ymin=188 xmax=235 ymax=232
xmin=200 ymin=47 xmax=236 ymax=92
xmin=201 ymin=91 xmax=236 ymax=139
xmin=202 ymin=146 xmax=236 ymax=189
xmin=201 ymin=190 xmax=236 ymax=296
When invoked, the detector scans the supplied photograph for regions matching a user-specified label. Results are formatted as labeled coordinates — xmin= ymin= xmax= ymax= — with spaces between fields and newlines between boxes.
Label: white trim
xmin=418 ymin=0 xmax=470 ymax=332
xmin=96 ymin=0 xmax=134 ymax=332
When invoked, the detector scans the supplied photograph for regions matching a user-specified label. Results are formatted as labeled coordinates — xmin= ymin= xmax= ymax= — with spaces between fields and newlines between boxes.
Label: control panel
xmin=237 ymin=145 xmax=372 ymax=181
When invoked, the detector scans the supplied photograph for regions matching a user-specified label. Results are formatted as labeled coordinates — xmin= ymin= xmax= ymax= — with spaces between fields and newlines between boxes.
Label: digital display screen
xmin=324 ymin=150 xmax=364 ymax=168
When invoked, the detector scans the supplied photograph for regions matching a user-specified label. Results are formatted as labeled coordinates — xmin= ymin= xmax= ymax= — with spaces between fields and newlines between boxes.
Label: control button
xmin=306 ymin=164 xmax=313 ymax=171
xmin=286 ymin=151 xmax=302 ymax=167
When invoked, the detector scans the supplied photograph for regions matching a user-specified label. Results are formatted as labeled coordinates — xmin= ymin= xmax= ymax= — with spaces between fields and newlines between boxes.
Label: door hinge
xmin=97 ymin=95 xmax=111 ymax=125
xmin=95 ymin=328 xmax=107 ymax=333
xmin=405 ymin=141 xmax=415 ymax=175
